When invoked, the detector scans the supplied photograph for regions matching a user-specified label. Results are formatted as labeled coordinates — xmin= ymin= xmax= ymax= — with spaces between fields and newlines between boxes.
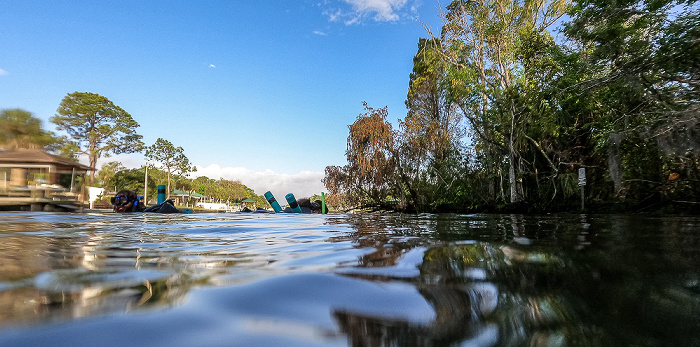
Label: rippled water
xmin=0 ymin=212 xmax=698 ymax=346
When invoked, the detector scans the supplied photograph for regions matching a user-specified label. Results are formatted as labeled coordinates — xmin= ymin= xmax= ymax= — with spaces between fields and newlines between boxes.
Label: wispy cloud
xmin=326 ymin=9 xmax=343 ymax=22
xmin=313 ymin=30 xmax=328 ymax=36
xmin=208 ymin=64 xmax=216 ymax=68
xmin=348 ymin=0 xmax=408 ymax=21
xmin=323 ymin=0 xmax=413 ymax=25
xmin=0 ymin=68 xmax=7 ymax=76
xmin=194 ymin=164 xmax=326 ymax=200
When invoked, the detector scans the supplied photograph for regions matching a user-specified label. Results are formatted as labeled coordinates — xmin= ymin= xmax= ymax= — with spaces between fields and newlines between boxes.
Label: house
xmin=0 ymin=148 xmax=94 ymax=211
xmin=170 ymin=189 xmax=206 ymax=207
xmin=240 ymin=198 xmax=257 ymax=210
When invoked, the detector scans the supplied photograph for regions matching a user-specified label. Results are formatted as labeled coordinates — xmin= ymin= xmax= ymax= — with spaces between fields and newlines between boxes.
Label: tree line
xmin=1 ymin=92 xmax=266 ymax=206
xmin=324 ymin=0 xmax=699 ymax=213
xmin=96 ymin=162 xmax=266 ymax=207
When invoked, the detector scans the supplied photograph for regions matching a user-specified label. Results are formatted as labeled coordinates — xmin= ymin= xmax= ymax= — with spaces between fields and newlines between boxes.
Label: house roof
xmin=171 ymin=189 xmax=206 ymax=198
xmin=0 ymin=148 xmax=94 ymax=171
xmin=241 ymin=198 xmax=256 ymax=202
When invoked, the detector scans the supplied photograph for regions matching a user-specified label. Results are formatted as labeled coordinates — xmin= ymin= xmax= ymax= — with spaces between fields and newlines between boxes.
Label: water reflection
xmin=332 ymin=213 xmax=700 ymax=346
xmin=0 ymin=212 xmax=697 ymax=346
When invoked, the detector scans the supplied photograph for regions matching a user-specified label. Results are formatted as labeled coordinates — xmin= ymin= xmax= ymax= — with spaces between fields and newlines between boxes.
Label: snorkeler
xmin=111 ymin=189 xmax=145 ymax=213
xmin=111 ymin=190 xmax=183 ymax=213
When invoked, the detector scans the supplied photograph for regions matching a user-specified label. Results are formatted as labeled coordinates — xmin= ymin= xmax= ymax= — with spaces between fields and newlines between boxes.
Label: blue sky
xmin=0 ymin=0 xmax=444 ymax=198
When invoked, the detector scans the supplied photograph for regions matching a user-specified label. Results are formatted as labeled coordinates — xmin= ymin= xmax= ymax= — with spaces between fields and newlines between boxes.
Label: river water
xmin=0 ymin=212 xmax=698 ymax=346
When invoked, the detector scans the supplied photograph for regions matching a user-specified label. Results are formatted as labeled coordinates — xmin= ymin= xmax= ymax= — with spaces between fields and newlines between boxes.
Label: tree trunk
xmin=89 ymin=155 xmax=97 ymax=186
xmin=509 ymin=146 xmax=523 ymax=204
xmin=608 ymin=132 xmax=624 ymax=197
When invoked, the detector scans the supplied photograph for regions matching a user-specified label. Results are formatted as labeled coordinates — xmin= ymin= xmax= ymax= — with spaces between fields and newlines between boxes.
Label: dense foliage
xmin=325 ymin=0 xmax=699 ymax=213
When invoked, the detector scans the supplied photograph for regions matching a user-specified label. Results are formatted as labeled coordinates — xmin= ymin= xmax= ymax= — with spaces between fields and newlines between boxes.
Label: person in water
xmin=240 ymin=206 xmax=269 ymax=213
xmin=111 ymin=189 xmax=182 ymax=213
xmin=111 ymin=189 xmax=145 ymax=212
xmin=282 ymin=198 xmax=328 ymax=214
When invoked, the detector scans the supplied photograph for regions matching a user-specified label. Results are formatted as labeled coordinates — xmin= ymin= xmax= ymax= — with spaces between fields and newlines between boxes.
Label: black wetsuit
xmin=143 ymin=199 xmax=181 ymax=213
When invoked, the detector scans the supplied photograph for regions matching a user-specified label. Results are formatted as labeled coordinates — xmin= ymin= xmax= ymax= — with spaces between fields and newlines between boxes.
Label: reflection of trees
xmin=326 ymin=213 xmax=425 ymax=269
xmin=333 ymin=234 xmax=602 ymax=346
xmin=0 ymin=273 xmax=192 ymax=328
xmin=331 ymin=213 xmax=700 ymax=346
xmin=561 ymin=216 xmax=700 ymax=346
xmin=0 ymin=217 xmax=224 ymax=329
xmin=334 ymin=281 xmax=498 ymax=346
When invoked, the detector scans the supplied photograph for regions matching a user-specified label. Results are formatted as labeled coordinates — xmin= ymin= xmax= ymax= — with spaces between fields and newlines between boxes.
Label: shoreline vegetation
xmin=342 ymin=200 xmax=700 ymax=215
xmin=322 ymin=0 xmax=699 ymax=215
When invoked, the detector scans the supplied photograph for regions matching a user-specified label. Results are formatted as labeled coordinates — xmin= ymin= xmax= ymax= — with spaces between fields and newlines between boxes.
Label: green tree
xmin=563 ymin=0 xmax=699 ymax=203
xmin=96 ymin=161 xmax=126 ymax=189
xmin=171 ymin=174 xmax=195 ymax=193
xmin=438 ymin=0 xmax=568 ymax=204
xmin=144 ymin=165 xmax=168 ymax=204
xmin=111 ymin=166 xmax=155 ymax=198
xmin=215 ymin=178 xmax=247 ymax=202
xmin=187 ymin=175 xmax=265 ymax=207
xmin=51 ymin=92 xmax=144 ymax=185
xmin=145 ymin=138 xmax=196 ymax=198
xmin=0 ymin=109 xmax=61 ymax=150
xmin=512 ymin=30 xmax=583 ymax=207
xmin=402 ymin=38 xmax=467 ymax=210
xmin=193 ymin=176 xmax=217 ymax=196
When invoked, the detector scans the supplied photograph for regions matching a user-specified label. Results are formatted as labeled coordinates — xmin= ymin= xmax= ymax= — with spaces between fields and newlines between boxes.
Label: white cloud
xmin=313 ymin=30 xmax=328 ymax=36
xmin=0 ymin=68 xmax=7 ymax=76
xmin=345 ymin=0 xmax=408 ymax=21
xmin=344 ymin=17 xmax=361 ymax=25
xmin=209 ymin=64 xmax=216 ymax=68
xmin=194 ymin=164 xmax=326 ymax=200
xmin=326 ymin=9 xmax=343 ymax=22
xmin=94 ymin=154 xmax=144 ymax=171
xmin=324 ymin=0 xmax=411 ymax=24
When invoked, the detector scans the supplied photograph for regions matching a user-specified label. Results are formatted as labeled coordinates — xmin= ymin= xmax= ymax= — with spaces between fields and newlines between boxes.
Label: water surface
xmin=0 ymin=212 xmax=698 ymax=346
